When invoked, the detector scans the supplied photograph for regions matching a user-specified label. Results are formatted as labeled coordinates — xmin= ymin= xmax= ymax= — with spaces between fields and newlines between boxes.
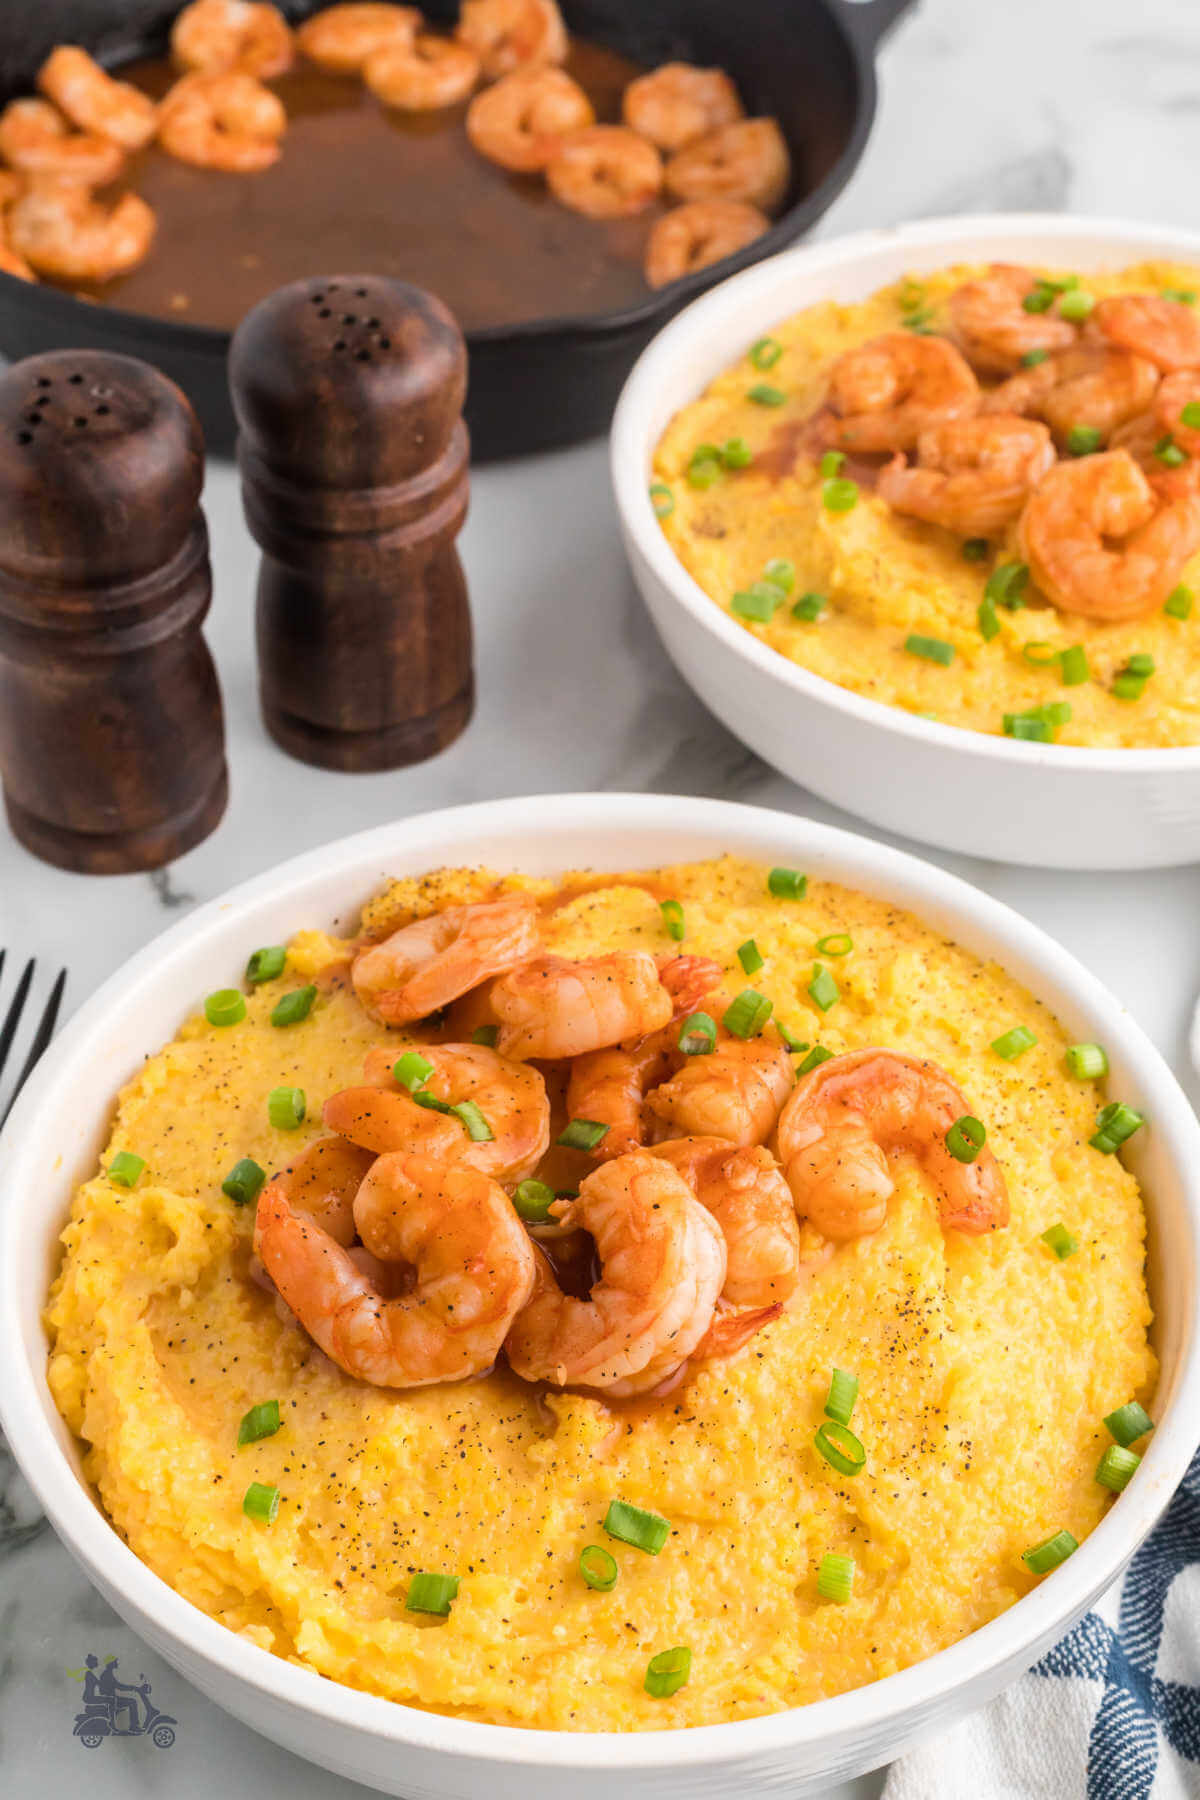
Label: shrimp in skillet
xmin=948 ymin=263 xmax=1079 ymax=377
xmin=504 ymin=1150 xmax=726 ymax=1395
xmin=664 ymin=117 xmax=789 ymax=214
xmin=545 ymin=126 xmax=662 ymax=220
xmin=255 ymin=1154 xmax=536 ymax=1387
xmin=877 ymin=413 xmax=1056 ymax=537
xmin=38 ymin=46 xmax=158 ymax=150
xmin=982 ymin=342 xmax=1159 ymax=446
xmin=158 ymin=70 xmax=287 ymax=171
xmin=644 ymin=199 xmax=769 ymax=290
xmin=0 ymin=97 xmax=125 ymax=184
xmin=491 ymin=951 xmax=720 ymax=1061
xmin=170 ymin=0 xmax=294 ymax=78
xmin=364 ymin=35 xmax=482 ymax=110
xmin=1088 ymin=293 xmax=1200 ymax=375
xmin=295 ymin=4 xmax=420 ymax=73
xmin=643 ymin=1031 xmax=793 ymax=1147
xmin=622 ymin=63 xmax=743 ymax=153
xmin=648 ymin=1137 xmax=803 ymax=1308
xmin=352 ymin=893 xmax=540 ymax=1026
xmin=775 ymin=1048 xmax=1010 ymax=1242
xmin=1017 ymin=448 xmax=1200 ymax=622
xmin=8 ymin=176 xmax=155 ymax=283
xmin=820 ymin=332 xmax=980 ymax=454
xmin=455 ymin=0 xmax=568 ymax=79
xmin=466 ymin=65 xmax=593 ymax=173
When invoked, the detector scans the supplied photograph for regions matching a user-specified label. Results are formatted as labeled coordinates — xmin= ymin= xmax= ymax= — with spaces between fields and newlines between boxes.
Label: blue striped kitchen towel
xmin=882 ymin=1447 xmax=1200 ymax=1799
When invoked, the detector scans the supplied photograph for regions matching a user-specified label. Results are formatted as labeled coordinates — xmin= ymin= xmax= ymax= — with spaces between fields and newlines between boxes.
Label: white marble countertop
xmin=5 ymin=0 xmax=1200 ymax=1793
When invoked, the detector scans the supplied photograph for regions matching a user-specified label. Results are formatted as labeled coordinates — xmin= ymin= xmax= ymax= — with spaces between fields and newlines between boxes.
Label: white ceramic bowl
xmin=611 ymin=214 xmax=1200 ymax=870
xmin=3 ymin=793 xmax=1198 ymax=1798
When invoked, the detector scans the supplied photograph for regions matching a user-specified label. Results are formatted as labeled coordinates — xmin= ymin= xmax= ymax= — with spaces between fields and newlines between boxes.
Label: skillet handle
xmin=827 ymin=0 xmax=916 ymax=51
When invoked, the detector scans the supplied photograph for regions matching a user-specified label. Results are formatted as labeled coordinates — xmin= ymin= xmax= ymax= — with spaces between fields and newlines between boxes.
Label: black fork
xmin=0 ymin=952 xmax=68 ymax=1131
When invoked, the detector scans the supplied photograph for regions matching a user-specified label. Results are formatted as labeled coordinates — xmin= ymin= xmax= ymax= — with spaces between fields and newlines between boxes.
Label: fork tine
xmin=2 ymin=967 xmax=67 ymax=1129
xmin=0 ymin=957 xmax=34 ymax=1085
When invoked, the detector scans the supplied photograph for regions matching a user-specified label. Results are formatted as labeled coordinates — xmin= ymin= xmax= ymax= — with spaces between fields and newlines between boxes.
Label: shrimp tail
xmin=694 ymin=1300 xmax=783 ymax=1360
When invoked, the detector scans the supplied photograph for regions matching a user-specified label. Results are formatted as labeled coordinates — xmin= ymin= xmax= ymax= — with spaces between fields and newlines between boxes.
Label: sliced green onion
xmin=808 ymin=964 xmax=839 ymax=1013
xmin=897 ymin=277 xmax=926 ymax=311
xmin=1058 ymin=288 xmax=1095 ymax=322
xmin=822 ymin=476 xmax=859 ymax=513
xmin=238 ymin=1399 xmax=281 ymax=1446
xmin=512 ymin=1179 xmax=556 ymax=1222
xmin=649 ymin=482 xmax=675 ymax=519
xmin=1066 ymin=424 xmax=1103 ymax=457
xmin=737 ymin=937 xmax=764 ymax=975
xmin=792 ymin=591 xmax=826 ymax=622
xmin=246 ymin=945 xmax=286 ymax=984
xmin=824 ymin=1368 xmax=858 ymax=1425
xmin=579 ymin=1545 xmax=618 ymax=1591
xmin=412 ymin=1090 xmax=453 ymax=1116
xmin=452 ymin=1100 xmax=494 ymax=1143
xmin=394 ymin=1050 xmax=434 ymax=1091
xmin=1162 ymin=287 xmax=1197 ymax=303
xmin=978 ymin=595 xmax=1001 ymax=641
xmin=205 ymin=987 xmax=246 ymax=1028
xmin=905 ymin=634 xmax=955 ymax=666
xmin=1003 ymin=701 xmax=1071 ymax=743
xmin=962 ymin=537 xmax=990 ymax=561
xmin=678 ymin=1010 xmax=717 ymax=1056
xmin=1165 ymin=583 xmax=1194 ymax=619
xmin=1155 ymin=434 xmax=1188 ymax=468
xmin=1125 ymin=652 xmax=1156 ymax=678
xmin=557 ymin=1118 xmax=610 ymax=1152
xmin=814 ymin=1420 xmax=866 ymax=1476
xmin=1090 ymin=1101 xmax=1145 ymax=1154
xmin=1021 ymin=347 xmax=1050 ymax=367
xmin=992 ymin=1024 xmax=1037 ymax=1060
xmin=604 ymin=1499 xmax=670 ymax=1554
xmin=724 ymin=987 xmax=773 ymax=1038
xmin=1021 ymin=283 xmax=1055 ymax=314
xmin=1041 ymin=1223 xmax=1078 ymax=1261
xmin=1059 ymin=645 xmax=1090 ymax=686
xmin=242 ymin=1481 xmax=279 ymax=1524
xmin=660 ymin=898 xmax=685 ymax=941
xmin=749 ymin=335 xmax=782 ymax=370
xmin=222 ymin=1158 xmax=265 ymax=1207
xmin=731 ymin=582 xmax=783 ymax=623
xmin=1112 ymin=672 xmax=1148 ymax=701
xmin=901 ymin=306 xmax=936 ymax=334
xmin=798 ymin=1044 xmax=833 ymax=1075
xmin=946 ymin=1115 xmax=986 ymax=1163
xmin=687 ymin=443 xmax=723 ymax=489
xmin=406 ymin=1572 xmax=459 ymax=1616
xmin=271 ymin=985 xmax=316 ymax=1027
xmin=1096 ymin=1444 xmax=1141 ymax=1494
xmin=721 ymin=436 xmax=753 ymax=469
xmin=1104 ymin=1400 xmax=1153 ymax=1446
xmin=1065 ymin=1042 xmax=1108 ymax=1080
xmin=768 ymin=866 xmax=807 ymax=899
xmin=777 ymin=1022 xmax=809 ymax=1053
xmin=815 ymin=933 xmax=852 ymax=958
xmin=1022 ymin=1528 xmax=1077 ymax=1574
xmin=986 ymin=561 xmax=1029 ymax=609
xmin=817 ymin=1552 xmax=855 ymax=1603
xmin=764 ymin=557 xmax=795 ymax=594
xmin=819 ymin=450 xmax=845 ymax=478
xmin=1182 ymin=402 xmax=1200 ymax=430
xmin=268 ymin=1086 xmax=306 ymax=1131
xmin=1022 ymin=640 xmax=1059 ymax=666
xmin=471 ymin=1024 xmax=499 ymax=1048
xmin=644 ymin=1647 xmax=691 ymax=1697
xmin=107 ymin=1150 xmax=145 ymax=1188
xmin=746 ymin=382 xmax=786 ymax=406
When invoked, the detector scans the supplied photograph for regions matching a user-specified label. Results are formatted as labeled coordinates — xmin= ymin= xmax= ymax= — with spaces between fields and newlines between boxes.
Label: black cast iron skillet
xmin=0 ymin=0 xmax=913 ymax=460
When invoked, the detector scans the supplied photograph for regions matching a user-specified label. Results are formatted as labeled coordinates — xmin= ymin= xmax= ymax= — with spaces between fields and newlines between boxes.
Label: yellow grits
xmin=653 ymin=261 xmax=1200 ymax=746
xmin=46 ymin=857 xmax=1154 ymax=1730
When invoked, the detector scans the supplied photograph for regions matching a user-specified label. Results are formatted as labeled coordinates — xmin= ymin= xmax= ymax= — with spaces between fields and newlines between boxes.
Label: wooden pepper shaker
xmin=0 ymin=350 xmax=227 ymax=874
xmin=229 ymin=275 xmax=474 ymax=771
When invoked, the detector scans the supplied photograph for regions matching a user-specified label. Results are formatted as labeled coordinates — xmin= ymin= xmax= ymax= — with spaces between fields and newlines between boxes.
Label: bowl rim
xmin=611 ymin=211 xmax=1200 ymax=773
xmin=3 ymin=790 xmax=1198 ymax=1770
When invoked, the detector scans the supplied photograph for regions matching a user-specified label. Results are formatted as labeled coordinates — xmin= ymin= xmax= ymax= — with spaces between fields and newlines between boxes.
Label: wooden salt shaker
xmin=229 ymin=276 xmax=474 ymax=771
xmin=0 ymin=351 xmax=227 ymax=874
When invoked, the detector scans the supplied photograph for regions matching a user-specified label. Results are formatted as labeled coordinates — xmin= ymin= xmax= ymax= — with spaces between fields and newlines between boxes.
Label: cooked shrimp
xmin=256 ymin=1153 xmax=536 ymax=1387
xmin=455 ymin=0 xmax=567 ymax=79
xmin=648 ymin=1137 xmax=801 ymax=1308
xmin=776 ymin=1048 xmax=1009 ymax=1242
xmin=982 ymin=343 xmax=1159 ymax=445
xmin=948 ymin=263 xmax=1079 ymax=377
xmin=822 ymin=332 xmax=980 ymax=454
xmin=278 ymin=1133 xmax=377 ymax=1246
xmin=545 ymin=125 xmax=662 ymax=220
xmin=295 ymin=3 xmax=420 ymax=72
xmin=38 ymin=46 xmax=158 ymax=151
xmin=663 ymin=118 xmax=790 ymax=214
xmin=158 ymin=69 xmax=286 ymax=171
xmin=565 ymin=1032 xmax=676 ymax=1161
xmin=504 ymin=1150 xmax=725 ymax=1394
xmin=622 ymin=63 xmax=743 ymax=153
xmin=643 ymin=1031 xmax=793 ymax=1147
xmin=352 ymin=893 xmax=540 ymax=1026
xmin=877 ymin=413 xmax=1056 ymax=536
xmin=8 ymin=176 xmax=155 ymax=282
xmin=465 ymin=65 xmax=593 ymax=172
xmin=364 ymin=34 xmax=481 ymax=108
xmin=491 ymin=950 xmax=719 ymax=1061
xmin=1017 ymin=448 xmax=1200 ymax=622
xmin=644 ymin=199 xmax=768 ymax=290
xmin=0 ymin=97 xmax=125 ymax=185
xmin=170 ymin=0 xmax=294 ymax=77
xmin=323 ymin=1041 xmax=550 ymax=1182
xmin=1089 ymin=293 xmax=1200 ymax=375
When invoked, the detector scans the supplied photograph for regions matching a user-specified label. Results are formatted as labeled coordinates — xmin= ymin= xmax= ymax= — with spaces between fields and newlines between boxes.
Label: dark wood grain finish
xmin=230 ymin=276 xmax=474 ymax=772
xmin=0 ymin=349 xmax=227 ymax=873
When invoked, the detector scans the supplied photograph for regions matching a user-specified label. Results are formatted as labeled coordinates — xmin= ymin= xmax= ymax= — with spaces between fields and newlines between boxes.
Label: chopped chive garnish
xmin=512 ymin=1179 xmax=556 ymax=1222
xmin=1155 ymin=434 xmax=1188 ymax=468
xmin=687 ymin=443 xmax=723 ymax=489
xmin=238 ymin=1399 xmax=281 ymax=1446
xmin=1041 ymin=1223 xmax=1079 ymax=1260
xmin=1058 ymin=289 xmax=1095 ymax=321
xmin=1003 ymin=701 xmax=1071 ymax=742
xmin=1021 ymin=347 xmax=1049 ymax=367
xmin=721 ymin=436 xmax=753 ymax=469
xmin=905 ymin=634 xmax=955 ymax=666
xmin=649 ymin=481 xmax=674 ymax=518
xmin=579 ymin=1545 xmax=618 ymax=1591
xmin=792 ymin=591 xmax=826 ymax=621
xmin=644 ymin=1646 xmax=691 ymax=1697
xmin=1112 ymin=672 xmax=1148 ymax=701
xmin=267 ymin=1086 xmax=306 ymax=1131
xmin=1182 ymin=402 xmax=1200 ymax=430
xmin=406 ymin=1572 xmax=459 ymax=1616
xmin=107 ymin=1150 xmax=145 ymax=1188
xmin=992 ymin=1024 xmax=1037 ymax=1060
xmin=660 ymin=898 xmax=685 ymax=941
xmin=604 ymin=1499 xmax=670 ymax=1554
xmin=815 ymin=932 xmax=852 ymax=957
xmin=246 ymin=945 xmax=286 ymax=984
xmin=1126 ymin=652 xmax=1155 ymax=677
xmin=222 ymin=1157 xmax=265 ymax=1207
xmin=764 ymin=557 xmax=795 ymax=593
xmin=1066 ymin=424 xmax=1103 ymax=457
xmin=746 ymin=382 xmax=786 ymax=406
xmin=471 ymin=1024 xmax=499 ymax=1047
xmin=731 ymin=582 xmax=783 ymax=623
xmin=962 ymin=537 xmax=990 ymax=561
xmin=946 ymin=1115 xmax=986 ymax=1163
xmin=394 ymin=1050 xmax=434 ymax=1091
xmin=768 ymin=866 xmax=806 ymax=899
xmin=1104 ymin=1400 xmax=1153 ymax=1446
xmin=1163 ymin=287 xmax=1198 ymax=303
xmin=558 ymin=1118 xmax=610 ymax=1152
xmin=412 ymin=1090 xmax=454 ymax=1116
xmin=978 ymin=595 xmax=1000 ymax=641
xmin=1022 ymin=283 xmax=1055 ymax=314
xmin=1165 ymin=583 xmax=1194 ymax=619
xmin=808 ymin=964 xmax=839 ymax=1013
xmin=678 ymin=1010 xmax=717 ymax=1056
xmin=986 ymin=561 xmax=1029 ymax=609
xmin=452 ymin=1100 xmax=494 ymax=1143
xmin=1022 ymin=1528 xmax=1077 ymax=1574
xmin=777 ymin=1022 xmax=809 ymax=1053
xmin=814 ymin=1420 xmax=866 ymax=1476
xmin=1065 ymin=1042 xmax=1108 ymax=1080
xmin=798 ymin=1044 xmax=833 ymax=1074
xmin=1059 ymin=645 xmax=1090 ymax=686
xmin=817 ymin=1552 xmax=855 ymax=1603
xmin=737 ymin=937 xmax=764 ymax=975
xmin=824 ymin=1368 xmax=858 ymax=1425
xmin=1022 ymin=640 xmax=1059 ymax=666
xmin=1090 ymin=1100 xmax=1145 ymax=1154
xmin=1096 ymin=1444 xmax=1141 ymax=1494
xmin=242 ymin=1481 xmax=279 ymax=1524
xmin=205 ymin=987 xmax=246 ymax=1028
xmin=271 ymin=985 xmax=316 ymax=1027
xmin=723 ymin=988 xmax=773 ymax=1038
xmin=819 ymin=450 xmax=845 ymax=478
xmin=749 ymin=335 xmax=782 ymax=370
xmin=822 ymin=476 xmax=859 ymax=512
